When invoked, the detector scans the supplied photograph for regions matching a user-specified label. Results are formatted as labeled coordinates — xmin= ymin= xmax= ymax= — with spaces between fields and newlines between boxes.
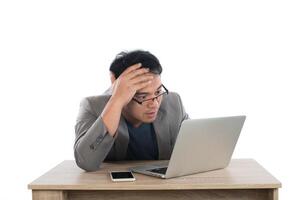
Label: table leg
xmin=268 ymin=189 xmax=279 ymax=200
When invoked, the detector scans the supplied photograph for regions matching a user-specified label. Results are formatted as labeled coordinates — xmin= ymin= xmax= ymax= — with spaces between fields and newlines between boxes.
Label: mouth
xmin=145 ymin=111 xmax=157 ymax=118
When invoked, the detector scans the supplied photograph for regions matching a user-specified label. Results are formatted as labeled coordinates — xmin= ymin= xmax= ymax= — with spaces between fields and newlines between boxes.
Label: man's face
xmin=122 ymin=74 xmax=163 ymax=127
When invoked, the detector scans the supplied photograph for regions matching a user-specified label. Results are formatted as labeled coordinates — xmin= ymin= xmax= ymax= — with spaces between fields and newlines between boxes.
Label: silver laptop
xmin=129 ymin=115 xmax=246 ymax=179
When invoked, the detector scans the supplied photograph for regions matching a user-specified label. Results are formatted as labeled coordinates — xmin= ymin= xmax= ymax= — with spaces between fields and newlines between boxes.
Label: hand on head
xmin=110 ymin=63 xmax=154 ymax=107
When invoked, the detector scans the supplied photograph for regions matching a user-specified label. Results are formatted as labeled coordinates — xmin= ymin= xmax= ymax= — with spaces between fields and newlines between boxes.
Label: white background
xmin=0 ymin=0 xmax=299 ymax=199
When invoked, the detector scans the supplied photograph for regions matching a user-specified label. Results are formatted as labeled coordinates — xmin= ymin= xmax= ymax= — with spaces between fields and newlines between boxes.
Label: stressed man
xmin=74 ymin=50 xmax=189 ymax=171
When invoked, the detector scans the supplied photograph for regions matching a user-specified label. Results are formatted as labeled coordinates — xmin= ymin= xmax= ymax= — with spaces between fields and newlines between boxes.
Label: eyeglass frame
xmin=132 ymin=84 xmax=169 ymax=105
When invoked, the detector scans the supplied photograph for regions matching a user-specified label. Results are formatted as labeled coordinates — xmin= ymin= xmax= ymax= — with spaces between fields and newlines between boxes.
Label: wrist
xmin=109 ymin=95 xmax=126 ymax=110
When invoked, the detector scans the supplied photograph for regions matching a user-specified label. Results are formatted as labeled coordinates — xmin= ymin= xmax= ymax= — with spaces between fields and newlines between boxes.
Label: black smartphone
xmin=110 ymin=171 xmax=136 ymax=182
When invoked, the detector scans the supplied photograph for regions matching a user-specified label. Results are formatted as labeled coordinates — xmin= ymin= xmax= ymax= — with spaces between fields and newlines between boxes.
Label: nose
xmin=147 ymin=97 xmax=159 ymax=108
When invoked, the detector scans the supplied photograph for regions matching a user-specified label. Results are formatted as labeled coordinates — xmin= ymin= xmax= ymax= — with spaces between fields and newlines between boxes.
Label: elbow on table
xmin=74 ymin=150 xmax=102 ymax=172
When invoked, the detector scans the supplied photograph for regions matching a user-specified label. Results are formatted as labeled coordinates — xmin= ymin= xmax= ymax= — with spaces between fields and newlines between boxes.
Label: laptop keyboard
xmin=148 ymin=167 xmax=168 ymax=175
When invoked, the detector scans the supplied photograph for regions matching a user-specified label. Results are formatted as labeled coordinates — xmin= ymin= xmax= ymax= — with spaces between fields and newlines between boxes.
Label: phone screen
xmin=110 ymin=171 xmax=135 ymax=181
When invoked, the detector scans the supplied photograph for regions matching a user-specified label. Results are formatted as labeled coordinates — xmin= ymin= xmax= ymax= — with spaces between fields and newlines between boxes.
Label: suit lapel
xmin=153 ymin=109 xmax=172 ymax=159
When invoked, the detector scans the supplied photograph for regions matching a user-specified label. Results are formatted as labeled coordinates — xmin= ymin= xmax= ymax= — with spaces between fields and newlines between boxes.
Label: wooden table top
xmin=28 ymin=159 xmax=281 ymax=190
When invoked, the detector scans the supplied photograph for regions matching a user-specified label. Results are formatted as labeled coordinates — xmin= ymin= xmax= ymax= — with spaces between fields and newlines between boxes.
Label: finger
xmin=122 ymin=63 xmax=142 ymax=76
xmin=127 ymin=68 xmax=150 ymax=80
xmin=133 ymin=80 xmax=153 ymax=91
xmin=130 ymin=74 xmax=153 ymax=85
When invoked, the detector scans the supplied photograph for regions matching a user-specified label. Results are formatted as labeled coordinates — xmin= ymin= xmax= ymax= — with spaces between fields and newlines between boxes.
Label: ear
xmin=110 ymin=72 xmax=116 ymax=84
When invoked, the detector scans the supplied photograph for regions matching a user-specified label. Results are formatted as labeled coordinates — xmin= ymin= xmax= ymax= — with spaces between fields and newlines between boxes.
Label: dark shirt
xmin=125 ymin=121 xmax=159 ymax=160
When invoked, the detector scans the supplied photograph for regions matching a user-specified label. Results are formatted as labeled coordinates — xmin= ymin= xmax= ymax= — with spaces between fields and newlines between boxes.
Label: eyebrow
xmin=135 ymin=85 xmax=163 ymax=95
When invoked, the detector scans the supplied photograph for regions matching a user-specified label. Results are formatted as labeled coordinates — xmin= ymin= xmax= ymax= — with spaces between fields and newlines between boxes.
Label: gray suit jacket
xmin=74 ymin=92 xmax=189 ymax=171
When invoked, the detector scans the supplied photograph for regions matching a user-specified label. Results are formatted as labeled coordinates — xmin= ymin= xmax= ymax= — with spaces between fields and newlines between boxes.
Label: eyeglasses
xmin=132 ymin=84 xmax=169 ymax=105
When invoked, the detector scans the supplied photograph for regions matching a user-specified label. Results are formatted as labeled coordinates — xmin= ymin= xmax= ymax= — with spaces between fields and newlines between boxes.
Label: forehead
xmin=137 ymin=75 xmax=161 ymax=93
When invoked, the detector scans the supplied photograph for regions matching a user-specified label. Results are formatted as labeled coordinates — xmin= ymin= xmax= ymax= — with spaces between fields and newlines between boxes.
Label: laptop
xmin=129 ymin=115 xmax=246 ymax=179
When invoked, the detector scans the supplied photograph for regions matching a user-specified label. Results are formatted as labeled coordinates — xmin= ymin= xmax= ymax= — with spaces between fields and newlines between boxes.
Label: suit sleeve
xmin=74 ymin=98 xmax=115 ymax=171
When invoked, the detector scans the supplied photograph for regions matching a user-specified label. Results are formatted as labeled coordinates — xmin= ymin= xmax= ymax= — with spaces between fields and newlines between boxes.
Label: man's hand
xmin=110 ymin=63 xmax=153 ymax=107
xmin=101 ymin=63 xmax=153 ymax=136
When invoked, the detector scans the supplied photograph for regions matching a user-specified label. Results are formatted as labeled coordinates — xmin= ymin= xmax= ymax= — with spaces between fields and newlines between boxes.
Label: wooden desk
xmin=28 ymin=159 xmax=281 ymax=200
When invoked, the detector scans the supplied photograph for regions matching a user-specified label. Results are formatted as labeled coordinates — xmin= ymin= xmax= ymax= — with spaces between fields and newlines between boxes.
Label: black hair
xmin=109 ymin=50 xmax=162 ymax=79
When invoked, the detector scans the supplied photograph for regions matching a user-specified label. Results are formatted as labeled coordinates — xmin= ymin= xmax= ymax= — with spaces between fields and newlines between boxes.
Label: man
xmin=74 ymin=50 xmax=189 ymax=171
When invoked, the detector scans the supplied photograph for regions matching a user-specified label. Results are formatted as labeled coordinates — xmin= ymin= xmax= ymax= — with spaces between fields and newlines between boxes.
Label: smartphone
xmin=110 ymin=171 xmax=136 ymax=182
